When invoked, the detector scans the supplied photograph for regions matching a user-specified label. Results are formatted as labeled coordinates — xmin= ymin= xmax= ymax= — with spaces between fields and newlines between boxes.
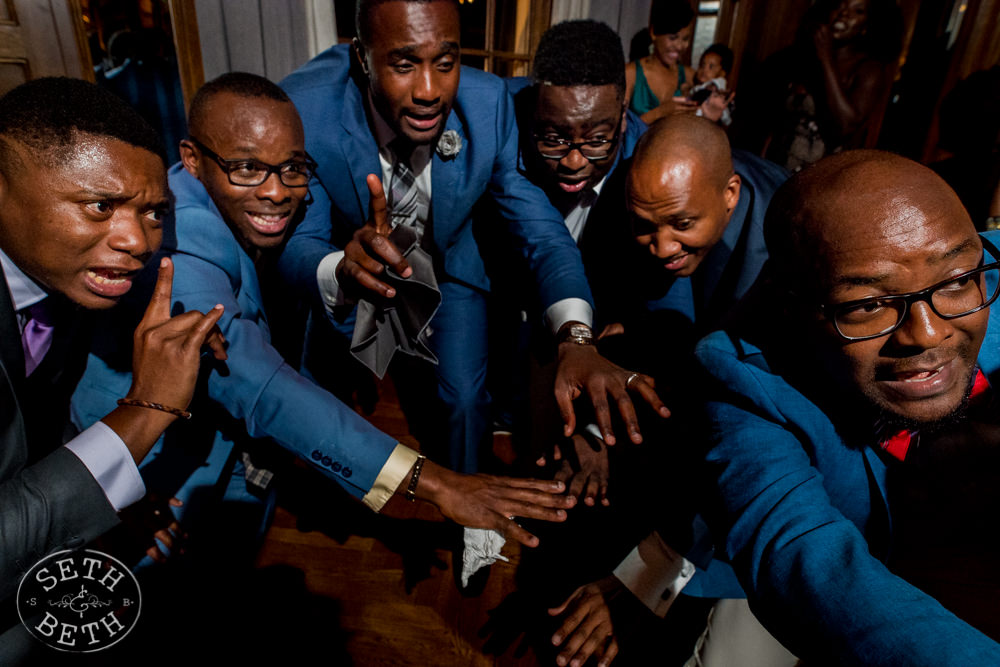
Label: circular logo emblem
xmin=16 ymin=549 xmax=141 ymax=652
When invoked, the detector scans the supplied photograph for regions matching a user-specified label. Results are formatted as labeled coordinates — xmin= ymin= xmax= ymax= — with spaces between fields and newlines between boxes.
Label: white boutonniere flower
xmin=436 ymin=130 xmax=462 ymax=159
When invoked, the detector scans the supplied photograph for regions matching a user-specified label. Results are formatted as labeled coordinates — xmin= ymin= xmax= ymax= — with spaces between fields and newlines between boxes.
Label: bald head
xmin=627 ymin=115 xmax=741 ymax=278
xmin=631 ymin=114 xmax=733 ymax=191
xmin=765 ymin=150 xmax=976 ymax=294
xmin=763 ymin=149 xmax=993 ymax=427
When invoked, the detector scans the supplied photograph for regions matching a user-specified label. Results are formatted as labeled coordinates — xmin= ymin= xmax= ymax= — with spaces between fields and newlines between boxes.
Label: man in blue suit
xmin=278 ymin=0 xmax=666 ymax=474
xmin=483 ymin=19 xmax=648 ymax=474
xmin=73 ymin=73 xmax=579 ymax=563
xmin=696 ymin=151 xmax=1000 ymax=663
xmin=507 ymin=20 xmax=646 ymax=243
xmin=542 ymin=116 xmax=792 ymax=667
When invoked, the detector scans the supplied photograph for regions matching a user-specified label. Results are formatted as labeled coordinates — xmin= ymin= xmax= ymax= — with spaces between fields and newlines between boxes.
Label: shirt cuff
xmin=613 ymin=532 xmax=697 ymax=618
xmin=317 ymin=250 xmax=348 ymax=314
xmin=361 ymin=443 xmax=420 ymax=512
xmin=64 ymin=421 xmax=145 ymax=512
xmin=544 ymin=297 xmax=593 ymax=335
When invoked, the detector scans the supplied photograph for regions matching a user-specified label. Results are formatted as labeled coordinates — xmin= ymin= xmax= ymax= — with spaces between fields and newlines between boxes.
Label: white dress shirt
xmin=0 ymin=249 xmax=144 ymax=511
xmin=561 ymin=174 xmax=607 ymax=244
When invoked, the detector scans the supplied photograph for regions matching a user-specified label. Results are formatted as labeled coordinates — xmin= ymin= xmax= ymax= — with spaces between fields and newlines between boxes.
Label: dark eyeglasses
xmin=188 ymin=137 xmax=317 ymax=187
xmin=533 ymin=120 xmax=622 ymax=162
xmin=819 ymin=237 xmax=1000 ymax=341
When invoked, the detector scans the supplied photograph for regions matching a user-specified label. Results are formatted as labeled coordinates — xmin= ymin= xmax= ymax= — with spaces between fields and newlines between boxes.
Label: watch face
xmin=569 ymin=325 xmax=593 ymax=338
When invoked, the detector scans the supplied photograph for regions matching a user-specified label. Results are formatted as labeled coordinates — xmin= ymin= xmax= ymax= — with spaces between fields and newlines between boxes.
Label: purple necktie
xmin=21 ymin=301 xmax=54 ymax=376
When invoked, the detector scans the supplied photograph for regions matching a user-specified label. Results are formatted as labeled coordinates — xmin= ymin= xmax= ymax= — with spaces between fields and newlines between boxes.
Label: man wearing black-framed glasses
xmin=485 ymin=20 xmax=649 ymax=475
xmin=186 ymin=136 xmax=317 ymax=189
xmin=73 ymin=72 xmax=577 ymax=581
xmin=512 ymin=21 xmax=643 ymax=242
xmin=695 ymin=150 xmax=1000 ymax=663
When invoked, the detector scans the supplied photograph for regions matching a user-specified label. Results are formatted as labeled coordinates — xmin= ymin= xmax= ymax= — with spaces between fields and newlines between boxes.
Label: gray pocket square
xmin=350 ymin=224 xmax=442 ymax=378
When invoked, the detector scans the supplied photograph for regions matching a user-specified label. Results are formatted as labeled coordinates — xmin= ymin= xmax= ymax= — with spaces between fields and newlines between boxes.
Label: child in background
xmin=691 ymin=43 xmax=736 ymax=126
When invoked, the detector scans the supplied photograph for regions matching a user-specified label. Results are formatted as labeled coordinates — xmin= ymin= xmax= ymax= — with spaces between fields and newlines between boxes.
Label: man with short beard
xmin=697 ymin=150 xmax=1000 ymax=663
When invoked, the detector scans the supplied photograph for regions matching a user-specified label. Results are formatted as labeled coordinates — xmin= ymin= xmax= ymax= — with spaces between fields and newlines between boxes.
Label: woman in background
xmin=626 ymin=0 xmax=700 ymax=124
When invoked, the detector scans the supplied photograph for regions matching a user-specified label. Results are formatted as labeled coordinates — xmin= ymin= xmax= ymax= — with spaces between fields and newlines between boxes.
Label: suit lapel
xmin=429 ymin=112 xmax=466 ymax=250
xmin=697 ymin=181 xmax=756 ymax=327
xmin=30 ymin=301 xmax=84 ymax=388
xmin=339 ymin=79 xmax=383 ymax=222
xmin=0 ymin=262 xmax=28 ymax=476
xmin=0 ymin=263 xmax=25 ymax=384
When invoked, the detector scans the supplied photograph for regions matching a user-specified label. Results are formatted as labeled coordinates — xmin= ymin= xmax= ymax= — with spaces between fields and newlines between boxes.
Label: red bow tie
xmin=878 ymin=368 xmax=991 ymax=461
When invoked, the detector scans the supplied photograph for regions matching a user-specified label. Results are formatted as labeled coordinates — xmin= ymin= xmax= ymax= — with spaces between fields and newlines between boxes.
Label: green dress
xmin=630 ymin=59 xmax=686 ymax=115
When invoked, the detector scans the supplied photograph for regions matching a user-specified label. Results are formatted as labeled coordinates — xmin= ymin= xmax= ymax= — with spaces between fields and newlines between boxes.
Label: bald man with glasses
xmin=695 ymin=150 xmax=1000 ymax=664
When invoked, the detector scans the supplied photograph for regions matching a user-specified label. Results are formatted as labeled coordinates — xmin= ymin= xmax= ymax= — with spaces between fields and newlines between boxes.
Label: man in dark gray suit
xmin=0 ymin=77 xmax=225 ymax=600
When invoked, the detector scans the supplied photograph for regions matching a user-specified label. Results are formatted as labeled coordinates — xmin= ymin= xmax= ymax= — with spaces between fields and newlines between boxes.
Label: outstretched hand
xmin=553 ymin=433 xmax=610 ymax=507
xmin=554 ymin=342 xmax=669 ymax=445
xmin=335 ymin=173 xmax=412 ymax=300
xmin=417 ymin=460 xmax=577 ymax=547
xmin=548 ymin=577 xmax=623 ymax=667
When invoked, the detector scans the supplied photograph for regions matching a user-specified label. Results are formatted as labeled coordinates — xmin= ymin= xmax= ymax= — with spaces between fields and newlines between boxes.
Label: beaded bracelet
xmin=117 ymin=398 xmax=192 ymax=420
xmin=406 ymin=454 xmax=427 ymax=502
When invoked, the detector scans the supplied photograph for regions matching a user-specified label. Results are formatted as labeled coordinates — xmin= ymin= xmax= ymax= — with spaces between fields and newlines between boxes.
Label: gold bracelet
xmin=406 ymin=455 xmax=427 ymax=502
xmin=117 ymin=398 xmax=192 ymax=420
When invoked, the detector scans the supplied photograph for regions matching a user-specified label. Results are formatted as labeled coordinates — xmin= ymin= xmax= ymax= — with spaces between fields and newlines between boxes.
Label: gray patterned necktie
xmin=387 ymin=138 xmax=425 ymax=232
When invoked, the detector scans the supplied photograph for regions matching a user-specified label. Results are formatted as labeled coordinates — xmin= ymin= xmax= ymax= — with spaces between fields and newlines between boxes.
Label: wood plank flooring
xmin=254 ymin=377 xmax=545 ymax=667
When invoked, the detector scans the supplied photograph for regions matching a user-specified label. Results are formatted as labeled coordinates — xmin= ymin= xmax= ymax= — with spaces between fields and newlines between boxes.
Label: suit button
xmin=321 ymin=456 xmax=332 ymax=467
xmin=311 ymin=450 xmax=322 ymax=461
xmin=342 ymin=467 xmax=352 ymax=478
xmin=332 ymin=462 xmax=341 ymax=472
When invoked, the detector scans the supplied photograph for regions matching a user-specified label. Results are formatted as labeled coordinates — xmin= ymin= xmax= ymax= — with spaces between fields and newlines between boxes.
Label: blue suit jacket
xmin=278 ymin=44 xmax=593 ymax=310
xmin=72 ymin=166 xmax=400 ymax=501
xmin=577 ymin=152 xmax=788 ymax=599
xmin=583 ymin=150 xmax=788 ymax=334
xmin=694 ymin=231 xmax=1000 ymax=664
xmin=477 ymin=77 xmax=646 ymax=315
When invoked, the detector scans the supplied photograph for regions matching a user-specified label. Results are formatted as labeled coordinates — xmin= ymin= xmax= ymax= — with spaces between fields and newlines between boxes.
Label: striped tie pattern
xmin=388 ymin=139 xmax=423 ymax=230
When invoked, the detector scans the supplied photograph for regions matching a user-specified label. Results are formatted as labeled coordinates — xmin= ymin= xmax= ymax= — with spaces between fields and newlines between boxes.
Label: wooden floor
xmin=253 ymin=377 xmax=547 ymax=667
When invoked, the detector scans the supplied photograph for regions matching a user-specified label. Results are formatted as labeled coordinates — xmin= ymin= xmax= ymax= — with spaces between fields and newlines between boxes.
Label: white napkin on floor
xmin=461 ymin=527 xmax=509 ymax=587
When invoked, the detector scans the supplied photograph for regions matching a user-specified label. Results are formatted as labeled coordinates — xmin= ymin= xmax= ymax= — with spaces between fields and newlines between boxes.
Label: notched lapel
xmin=339 ymin=80 xmax=382 ymax=223
xmin=430 ymin=114 xmax=468 ymax=248
xmin=0 ymin=266 xmax=25 ymax=383
xmin=0 ymin=265 xmax=28 ymax=472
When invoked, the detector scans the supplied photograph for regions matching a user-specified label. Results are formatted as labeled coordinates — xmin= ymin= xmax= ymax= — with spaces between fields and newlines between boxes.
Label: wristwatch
xmin=557 ymin=323 xmax=595 ymax=346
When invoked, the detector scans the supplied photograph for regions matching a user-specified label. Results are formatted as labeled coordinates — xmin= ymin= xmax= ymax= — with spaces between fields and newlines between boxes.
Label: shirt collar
xmin=590 ymin=173 xmax=609 ymax=198
xmin=0 ymin=248 xmax=47 ymax=311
